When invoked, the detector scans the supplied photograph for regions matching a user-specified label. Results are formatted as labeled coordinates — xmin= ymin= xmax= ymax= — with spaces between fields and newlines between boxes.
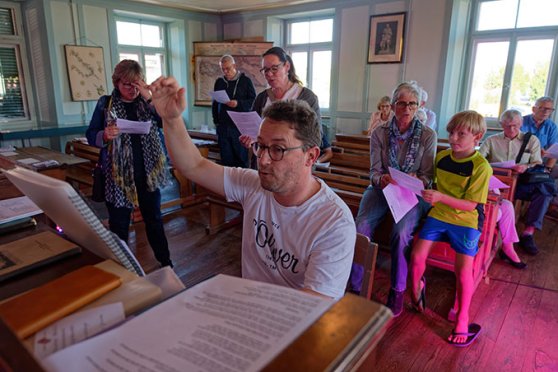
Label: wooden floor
xmin=126 ymin=204 xmax=558 ymax=371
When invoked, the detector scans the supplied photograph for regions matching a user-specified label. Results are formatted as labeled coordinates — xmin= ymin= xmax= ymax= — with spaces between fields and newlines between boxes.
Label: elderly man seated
xmin=479 ymin=109 xmax=554 ymax=257
xmin=150 ymin=76 xmax=356 ymax=299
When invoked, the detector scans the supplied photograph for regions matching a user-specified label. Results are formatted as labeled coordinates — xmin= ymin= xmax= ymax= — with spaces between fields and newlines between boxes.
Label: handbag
xmin=518 ymin=166 xmax=554 ymax=184
xmin=91 ymin=165 xmax=105 ymax=202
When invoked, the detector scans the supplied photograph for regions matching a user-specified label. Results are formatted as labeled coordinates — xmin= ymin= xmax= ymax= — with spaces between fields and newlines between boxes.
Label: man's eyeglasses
xmin=537 ymin=106 xmax=555 ymax=113
xmin=252 ymin=142 xmax=304 ymax=161
xmin=394 ymin=101 xmax=419 ymax=109
xmin=259 ymin=63 xmax=284 ymax=75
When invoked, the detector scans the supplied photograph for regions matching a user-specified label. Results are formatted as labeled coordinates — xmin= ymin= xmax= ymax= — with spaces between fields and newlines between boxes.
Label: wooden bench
xmin=64 ymin=141 xmax=100 ymax=196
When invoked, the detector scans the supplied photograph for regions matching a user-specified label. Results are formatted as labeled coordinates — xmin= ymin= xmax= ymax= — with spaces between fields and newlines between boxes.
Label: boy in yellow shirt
xmin=410 ymin=111 xmax=492 ymax=347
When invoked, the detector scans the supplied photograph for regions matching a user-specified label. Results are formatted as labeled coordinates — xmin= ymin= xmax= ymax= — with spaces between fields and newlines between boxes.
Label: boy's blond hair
xmin=446 ymin=110 xmax=486 ymax=137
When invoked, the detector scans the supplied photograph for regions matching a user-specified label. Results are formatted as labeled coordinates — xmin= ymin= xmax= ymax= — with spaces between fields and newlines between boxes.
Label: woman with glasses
xmin=367 ymin=95 xmax=394 ymax=135
xmin=240 ymin=46 xmax=332 ymax=164
xmin=350 ymin=81 xmax=436 ymax=316
xmin=86 ymin=59 xmax=172 ymax=268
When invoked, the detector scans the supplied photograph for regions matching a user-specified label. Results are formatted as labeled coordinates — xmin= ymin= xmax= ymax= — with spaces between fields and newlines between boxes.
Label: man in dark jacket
xmin=211 ymin=55 xmax=256 ymax=167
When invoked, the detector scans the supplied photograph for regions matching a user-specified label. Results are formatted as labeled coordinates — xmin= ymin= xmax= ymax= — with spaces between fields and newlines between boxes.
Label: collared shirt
xmin=478 ymin=131 xmax=542 ymax=165
xmin=521 ymin=114 xmax=558 ymax=150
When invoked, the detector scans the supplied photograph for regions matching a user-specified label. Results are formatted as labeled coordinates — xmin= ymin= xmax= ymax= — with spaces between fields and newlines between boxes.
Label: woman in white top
xmin=367 ymin=96 xmax=394 ymax=135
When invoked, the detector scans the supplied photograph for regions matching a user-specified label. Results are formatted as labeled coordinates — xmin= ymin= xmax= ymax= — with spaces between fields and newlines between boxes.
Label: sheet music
xmin=227 ymin=111 xmax=262 ymax=140
xmin=0 ymin=196 xmax=42 ymax=224
xmin=388 ymin=167 xmax=425 ymax=196
xmin=4 ymin=167 xmax=144 ymax=276
xmin=490 ymin=160 xmax=515 ymax=168
xmin=545 ymin=143 xmax=558 ymax=159
xmin=42 ymin=274 xmax=334 ymax=372
xmin=210 ymin=90 xmax=231 ymax=104
xmin=489 ymin=176 xmax=510 ymax=191
xmin=382 ymin=183 xmax=418 ymax=223
xmin=115 ymin=118 xmax=151 ymax=135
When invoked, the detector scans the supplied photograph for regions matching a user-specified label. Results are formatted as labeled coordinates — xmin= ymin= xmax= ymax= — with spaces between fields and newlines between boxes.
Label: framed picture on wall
xmin=367 ymin=12 xmax=406 ymax=64
xmin=64 ymin=45 xmax=108 ymax=101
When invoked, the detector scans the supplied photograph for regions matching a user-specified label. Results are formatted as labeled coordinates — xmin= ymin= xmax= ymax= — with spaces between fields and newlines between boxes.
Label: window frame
xmin=0 ymin=1 xmax=33 ymax=126
xmin=114 ymin=16 xmax=168 ymax=83
xmin=463 ymin=0 xmax=558 ymax=127
xmin=285 ymin=16 xmax=334 ymax=112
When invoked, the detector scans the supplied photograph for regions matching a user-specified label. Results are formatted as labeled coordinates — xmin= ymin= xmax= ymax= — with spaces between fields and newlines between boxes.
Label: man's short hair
xmin=446 ymin=110 xmax=486 ymax=137
xmin=535 ymin=96 xmax=554 ymax=107
xmin=499 ymin=108 xmax=522 ymax=123
xmin=220 ymin=54 xmax=235 ymax=65
xmin=391 ymin=81 xmax=421 ymax=105
xmin=262 ymin=100 xmax=321 ymax=149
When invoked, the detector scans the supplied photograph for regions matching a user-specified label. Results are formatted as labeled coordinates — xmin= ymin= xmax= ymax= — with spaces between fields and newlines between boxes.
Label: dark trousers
xmin=216 ymin=124 xmax=248 ymax=168
xmin=106 ymin=186 xmax=170 ymax=266
xmin=515 ymin=181 xmax=555 ymax=230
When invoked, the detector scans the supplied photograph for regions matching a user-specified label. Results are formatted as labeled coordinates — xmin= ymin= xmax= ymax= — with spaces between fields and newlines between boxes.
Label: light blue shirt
xmin=522 ymin=114 xmax=557 ymax=150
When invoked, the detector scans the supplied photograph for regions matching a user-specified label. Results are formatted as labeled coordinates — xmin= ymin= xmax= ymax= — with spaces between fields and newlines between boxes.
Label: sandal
xmin=412 ymin=276 xmax=426 ymax=313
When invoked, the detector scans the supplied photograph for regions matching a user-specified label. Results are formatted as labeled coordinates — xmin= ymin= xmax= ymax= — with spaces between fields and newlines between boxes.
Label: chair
xmin=352 ymin=233 xmax=379 ymax=300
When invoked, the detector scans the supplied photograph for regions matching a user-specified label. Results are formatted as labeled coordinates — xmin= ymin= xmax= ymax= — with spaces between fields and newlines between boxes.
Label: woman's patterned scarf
xmin=387 ymin=117 xmax=423 ymax=173
xmin=106 ymin=89 xmax=168 ymax=208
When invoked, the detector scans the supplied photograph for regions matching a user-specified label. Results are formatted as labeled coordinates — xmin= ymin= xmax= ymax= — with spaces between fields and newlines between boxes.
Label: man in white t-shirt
xmin=150 ymin=76 xmax=355 ymax=298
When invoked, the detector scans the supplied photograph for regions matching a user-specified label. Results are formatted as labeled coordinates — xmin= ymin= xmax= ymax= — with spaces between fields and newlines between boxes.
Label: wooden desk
xmin=0 ymin=146 xmax=88 ymax=181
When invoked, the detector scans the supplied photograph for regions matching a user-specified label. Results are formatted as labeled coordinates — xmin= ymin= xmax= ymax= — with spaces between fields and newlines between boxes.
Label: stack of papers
xmin=382 ymin=167 xmax=425 ymax=223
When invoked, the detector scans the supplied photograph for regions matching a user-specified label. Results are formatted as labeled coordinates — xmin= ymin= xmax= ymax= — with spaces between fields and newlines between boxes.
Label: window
xmin=286 ymin=17 xmax=333 ymax=109
xmin=465 ymin=0 xmax=558 ymax=122
xmin=115 ymin=18 xmax=167 ymax=84
xmin=0 ymin=5 xmax=29 ymax=121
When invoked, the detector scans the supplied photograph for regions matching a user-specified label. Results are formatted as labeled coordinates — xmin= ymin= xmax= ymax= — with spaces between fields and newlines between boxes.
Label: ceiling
xmin=129 ymin=0 xmax=324 ymax=13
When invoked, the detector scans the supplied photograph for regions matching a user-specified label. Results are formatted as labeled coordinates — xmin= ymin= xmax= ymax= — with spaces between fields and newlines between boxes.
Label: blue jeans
xmin=351 ymin=185 xmax=430 ymax=292
xmin=106 ymin=186 xmax=170 ymax=266
xmin=216 ymin=124 xmax=248 ymax=168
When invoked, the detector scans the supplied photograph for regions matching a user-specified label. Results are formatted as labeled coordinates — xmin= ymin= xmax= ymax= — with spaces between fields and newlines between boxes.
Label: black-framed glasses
xmin=537 ymin=106 xmax=555 ymax=113
xmin=259 ymin=62 xmax=284 ymax=75
xmin=251 ymin=142 xmax=304 ymax=161
xmin=394 ymin=101 xmax=419 ymax=109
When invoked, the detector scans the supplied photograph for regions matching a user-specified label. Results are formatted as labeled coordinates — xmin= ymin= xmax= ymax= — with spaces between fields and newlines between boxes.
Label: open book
xmin=3 ymin=167 xmax=144 ymax=276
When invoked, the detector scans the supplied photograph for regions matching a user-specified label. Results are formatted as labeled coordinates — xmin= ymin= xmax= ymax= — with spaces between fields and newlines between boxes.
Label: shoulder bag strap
xmin=515 ymin=132 xmax=531 ymax=164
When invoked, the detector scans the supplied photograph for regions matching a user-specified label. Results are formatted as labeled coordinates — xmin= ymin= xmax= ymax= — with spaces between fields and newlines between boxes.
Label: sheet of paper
xmin=0 ymin=151 xmax=17 ymax=156
xmin=544 ymin=143 xmax=558 ymax=159
xmin=210 ymin=90 xmax=231 ymax=104
xmin=116 ymin=118 xmax=151 ymax=135
xmin=489 ymin=175 xmax=510 ymax=191
xmin=490 ymin=160 xmax=515 ymax=168
xmin=34 ymin=303 xmax=125 ymax=359
xmin=388 ymin=167 xmax=424 ymax=196
xmin=42 ymin=274 xmax=334 ymax=372
xmin=227 ymin=111 xmax=262 ymax=140
xmin=0 ymin=196 xmax=42 ymax=224
xmin=0 ymin=146 xmax=15 ymax=152
xmin=18 ymin=158 xmax=40 ymax=165
xmin=382 ymin=183 xmax=418 ymax=223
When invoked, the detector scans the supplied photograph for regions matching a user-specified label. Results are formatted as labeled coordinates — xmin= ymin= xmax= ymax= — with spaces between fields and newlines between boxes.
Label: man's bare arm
xmin=150 ymin=76 xmax=225 ymax=196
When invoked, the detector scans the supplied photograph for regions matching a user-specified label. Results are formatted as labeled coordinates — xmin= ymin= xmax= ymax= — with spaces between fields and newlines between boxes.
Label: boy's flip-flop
xmin=448 ymin=323 xmax=482 ymax=347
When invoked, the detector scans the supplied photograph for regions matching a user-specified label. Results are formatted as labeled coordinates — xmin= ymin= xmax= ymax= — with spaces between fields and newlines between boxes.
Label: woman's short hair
xmin=377 ymin=96 xmax=391 ymax=110
xmin=446 ymin=110 xmax=486 ymax=137
xmin=391 ymin=81 xmax=421 ymax=105
xmin=262 ymin=100 xmax=321 ymax=149
xmin=112 ymin=60 xmax=144 ymax=88
xmin=263 ymin=47 xmax=303 ymax=85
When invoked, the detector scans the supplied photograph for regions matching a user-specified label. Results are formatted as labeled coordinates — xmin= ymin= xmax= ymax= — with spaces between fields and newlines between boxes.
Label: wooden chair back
xmin=353 ymin=233 xmax=378 ymax=300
